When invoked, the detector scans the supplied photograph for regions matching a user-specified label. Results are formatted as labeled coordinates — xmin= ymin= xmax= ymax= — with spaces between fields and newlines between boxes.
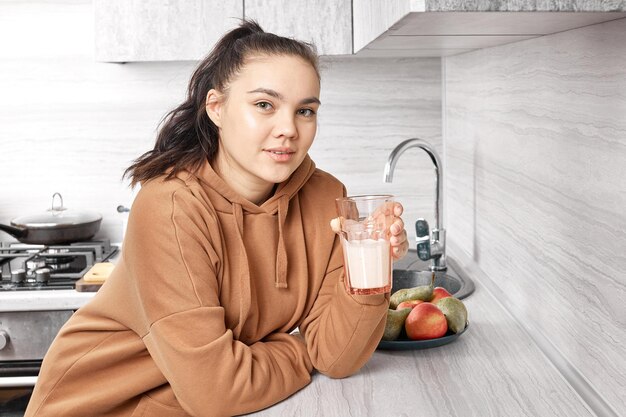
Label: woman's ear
xmin=205 ymin=89 xmax=223 ymax=128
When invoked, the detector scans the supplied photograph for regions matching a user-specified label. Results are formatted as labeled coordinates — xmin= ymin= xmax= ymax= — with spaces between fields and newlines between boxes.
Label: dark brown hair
xmin=124 ymin=20 xmax=319 ymax=187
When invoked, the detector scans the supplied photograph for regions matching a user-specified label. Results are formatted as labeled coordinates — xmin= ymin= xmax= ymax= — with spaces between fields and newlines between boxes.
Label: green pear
xmin=382 ymin=308 xmax=411 ymax=341
xmin=389 ymin=285 xmax=434 ymax=309
xmin=436 ymin=297 xmax=468 ymax=333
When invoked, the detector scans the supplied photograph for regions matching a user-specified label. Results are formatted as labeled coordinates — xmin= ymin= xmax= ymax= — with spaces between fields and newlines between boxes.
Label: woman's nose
xmin=273 ymin=111 xmax=297 ymax=139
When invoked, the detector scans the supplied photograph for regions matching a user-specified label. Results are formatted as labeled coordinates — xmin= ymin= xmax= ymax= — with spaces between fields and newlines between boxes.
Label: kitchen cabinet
xmin=352 ymin=0 xmax=411 ymax=53
xmin=245 ymin=0 xmax=352 ymax=56
xmin=356 ymin=1 xmax=626 ymax=57
xmin=94 ymin=1 xmax=626 ymax=61
xmin=91 ymin=0 xmax=412 ymax=59
xmin=94 ymin=0 xmax=244 ymax=62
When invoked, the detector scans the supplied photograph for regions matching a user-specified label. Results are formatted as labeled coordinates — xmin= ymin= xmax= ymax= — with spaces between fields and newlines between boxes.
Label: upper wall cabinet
xmin=94 ymin=0 xmax=626 ymax=62
xmin=355 ymin=0 xmax=626 ymax=57
xmin=94 ymin=0 xmax=403 ymax=61
xmin=94 ymin=0 xmax=244 ymax=62
xmin=245 ymin=0 xmax=352 ymax=56
xmin=352 ymin=0 xmax=411 ymax=52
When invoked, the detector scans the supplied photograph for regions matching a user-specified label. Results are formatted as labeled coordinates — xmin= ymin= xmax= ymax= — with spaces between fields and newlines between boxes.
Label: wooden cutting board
xmin=75 ymin=262 xmax=115 ymax=292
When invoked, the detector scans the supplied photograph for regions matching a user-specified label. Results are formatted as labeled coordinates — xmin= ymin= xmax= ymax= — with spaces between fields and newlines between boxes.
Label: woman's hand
xmin=330 ymin=202 xmax=409 ymax=261
xmin=387 ymin=202 xmax=408 ymax=260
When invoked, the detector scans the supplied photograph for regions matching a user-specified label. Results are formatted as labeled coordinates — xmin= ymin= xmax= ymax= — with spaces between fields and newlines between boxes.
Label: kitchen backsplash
xmin=444 ymin=17 xmax=626 ymax=415
xmin=0 ymin=0 xmax=441 ymax=244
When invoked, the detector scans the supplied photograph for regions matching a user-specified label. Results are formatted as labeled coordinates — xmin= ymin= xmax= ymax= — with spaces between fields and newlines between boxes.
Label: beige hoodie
xmin=25 ymin=156 xmax=388 ymax=417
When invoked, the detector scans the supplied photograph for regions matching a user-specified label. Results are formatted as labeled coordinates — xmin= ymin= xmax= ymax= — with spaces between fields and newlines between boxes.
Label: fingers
xmin=391 ymin=230 xmax=409 ymax=260
xmin=393 ymin=202 xmax=403 ymax=217
xmin=390 ymin=229 xmax=407 ymax=248
xmin=390 ymin=220 xmax=406 ymax=259
xmin=390 ymin=217 xmax=404 ymax=235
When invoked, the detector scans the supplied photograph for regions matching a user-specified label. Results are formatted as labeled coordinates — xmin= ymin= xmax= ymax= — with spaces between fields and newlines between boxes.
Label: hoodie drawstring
xmin=232 ymin=202 xmax=251 ymax=338
xmin=275 ymin=195 xmax=289 ymax=289
xmin=230 ymin=195 xmax=290 ymax=335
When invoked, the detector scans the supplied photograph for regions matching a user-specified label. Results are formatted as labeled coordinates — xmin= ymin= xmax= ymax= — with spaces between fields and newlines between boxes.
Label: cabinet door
xmin=94 ymin=0 xmax=244 ymax=62
xmin=245 ymin=0 xmax=352 ymax=55
xmin=353 ymin=0 xmax=411 ymax=52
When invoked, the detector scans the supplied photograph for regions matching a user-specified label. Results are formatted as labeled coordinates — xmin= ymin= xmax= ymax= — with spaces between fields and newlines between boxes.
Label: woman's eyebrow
xmin=247 ymin=87 xmax=283 ymax=99
xmin=247 ymin=88 xmax=321 ymax=105
xmin=300 ymin=97 xmax=321 ymax=105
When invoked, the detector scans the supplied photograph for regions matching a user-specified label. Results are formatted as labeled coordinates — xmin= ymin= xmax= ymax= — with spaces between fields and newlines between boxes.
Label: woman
xmin=25 ymin=20 xmax=408 ymax=417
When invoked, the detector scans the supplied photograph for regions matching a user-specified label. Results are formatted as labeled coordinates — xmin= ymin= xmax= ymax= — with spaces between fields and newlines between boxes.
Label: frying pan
xmin=0 ymin=193 xmax=102 ymax=244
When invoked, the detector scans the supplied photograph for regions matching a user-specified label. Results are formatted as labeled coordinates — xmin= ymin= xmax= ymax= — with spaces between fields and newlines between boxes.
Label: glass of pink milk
xmin=335 ymin=195 xmax=394 ymax=295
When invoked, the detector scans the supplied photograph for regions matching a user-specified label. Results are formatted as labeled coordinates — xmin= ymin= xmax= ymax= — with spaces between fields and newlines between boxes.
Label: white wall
xmin=444 ymin=17 xmax=626 ymax=415
xmin=0 ymin=1 xmax=442 ymax=244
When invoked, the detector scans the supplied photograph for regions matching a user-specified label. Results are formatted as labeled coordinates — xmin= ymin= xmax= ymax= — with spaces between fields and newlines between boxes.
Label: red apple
xmin=396 ymin=300 xmax=425 ymax=310
xmin=430 ymin=287 xmax=452 ymax=304
xmin=405 ymin=302 xmax=448 ymax=340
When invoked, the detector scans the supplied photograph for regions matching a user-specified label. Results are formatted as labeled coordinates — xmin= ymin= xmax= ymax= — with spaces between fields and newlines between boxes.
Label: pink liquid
xmin=342 ymin=238 xmax=392 ymax=295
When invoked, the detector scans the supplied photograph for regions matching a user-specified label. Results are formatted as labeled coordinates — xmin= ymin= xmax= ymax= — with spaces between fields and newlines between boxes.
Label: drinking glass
xmin=335 ymin=195 xmax=394 ymax=295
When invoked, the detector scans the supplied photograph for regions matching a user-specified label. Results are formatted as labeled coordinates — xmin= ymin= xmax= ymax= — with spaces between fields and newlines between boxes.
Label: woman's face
xmin=206 ymin=54 xmax=320 ymax=194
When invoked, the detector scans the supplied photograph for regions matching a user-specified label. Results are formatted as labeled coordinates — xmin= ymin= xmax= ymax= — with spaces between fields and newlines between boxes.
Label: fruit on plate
xmin=429 ymin=286 xmax=452 ymax=304
xmin=389 ymin=285 xmax=433 ymax=309
xmin=435 ymin=297 xmax=468 ymax=333
xmin=396 ymin=299 xmax=424 ymax=310
xmin=405 ymin=302 xmax=448 ymax=340
xmin=382 ymin=308 xmax=412 ymax=341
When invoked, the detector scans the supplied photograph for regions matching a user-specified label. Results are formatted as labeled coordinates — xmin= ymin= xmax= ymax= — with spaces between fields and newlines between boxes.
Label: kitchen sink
xmin=392 ymin=250 xmax=475 ymax=299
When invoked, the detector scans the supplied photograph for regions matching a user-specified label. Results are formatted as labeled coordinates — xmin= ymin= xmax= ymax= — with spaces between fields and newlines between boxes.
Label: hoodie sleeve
xmin=125 ymin=185 xmax=313 ymax=417
xmin=298 ymin=234 xmax=389 ymax=379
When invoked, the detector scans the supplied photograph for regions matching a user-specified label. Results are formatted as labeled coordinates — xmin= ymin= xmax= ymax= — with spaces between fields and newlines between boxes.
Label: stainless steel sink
xmin=392 ymin=250 xmax=475 ymax=300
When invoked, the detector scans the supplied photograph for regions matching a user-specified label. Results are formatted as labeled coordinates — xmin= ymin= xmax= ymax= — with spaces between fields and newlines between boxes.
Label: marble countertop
xmin=0 ymin=251 xmax=595 ymax=415
xmin=0 ymin=290 xmax=95 ymax=312
xmin=249 ymin=269 xmax=594 ymax=416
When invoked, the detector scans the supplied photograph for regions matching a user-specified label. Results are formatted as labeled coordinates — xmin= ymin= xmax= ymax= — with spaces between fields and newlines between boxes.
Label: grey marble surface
xmin=444 ymin=17 xmax=626 ymax=416
xmin=426 ymin=0 xmax=626 ymax=11
xmin=248 ymin=276 xmax=594 ymax=417
xmin=0 ymin=290 xmax=95 ymax=312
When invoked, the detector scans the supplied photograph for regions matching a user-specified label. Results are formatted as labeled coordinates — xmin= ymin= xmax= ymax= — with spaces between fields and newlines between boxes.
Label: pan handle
xmin=51 ymin=192 xmax=65 ymax=211
xmin=0 ymin=223 xmax=28 ymax=238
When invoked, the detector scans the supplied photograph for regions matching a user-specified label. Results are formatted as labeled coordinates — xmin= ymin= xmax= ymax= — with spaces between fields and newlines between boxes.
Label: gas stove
xmin=0 ymin=240 xmax=118 ymax=291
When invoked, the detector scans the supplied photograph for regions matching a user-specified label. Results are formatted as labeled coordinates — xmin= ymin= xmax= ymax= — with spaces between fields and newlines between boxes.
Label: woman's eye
xmin=256 ymin=101 xmax=273 ymax=111
xmin=298 ymin=108 xmax=316 ymax=117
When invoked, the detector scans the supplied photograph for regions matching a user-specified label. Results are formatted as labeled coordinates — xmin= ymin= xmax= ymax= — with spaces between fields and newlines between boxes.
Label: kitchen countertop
xmin=1 ymin=252 xmax=595 ymax=415
xmin=0 ymin=290 xmax=95 ymax=312
xmin=248 ymin=262 xmax=594 ymax=416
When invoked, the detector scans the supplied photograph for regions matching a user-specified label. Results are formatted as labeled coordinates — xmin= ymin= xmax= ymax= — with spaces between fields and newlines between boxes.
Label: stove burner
xmin=35 ymin=268 xmax=51 ymax=283
xmin=0 ymin=239 xmax=118 ymax=291
xmin=42 ymin=255 xmax=77 ymax=271
xmin=11 ymin=269 xmax=26 ymax=284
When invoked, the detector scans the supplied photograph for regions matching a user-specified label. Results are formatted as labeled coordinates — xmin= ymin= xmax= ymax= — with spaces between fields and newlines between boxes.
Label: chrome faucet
xmin=383 ymin=138 xmax=447 ymax=271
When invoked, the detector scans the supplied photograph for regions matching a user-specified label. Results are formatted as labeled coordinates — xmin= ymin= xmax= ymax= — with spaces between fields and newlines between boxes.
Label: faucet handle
xmin=415 ymin=218 xmax=431 ymax=261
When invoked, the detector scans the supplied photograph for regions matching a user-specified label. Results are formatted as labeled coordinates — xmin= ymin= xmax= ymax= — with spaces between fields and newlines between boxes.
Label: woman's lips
xmin=265 ymin=148 xmax=296 ymax=162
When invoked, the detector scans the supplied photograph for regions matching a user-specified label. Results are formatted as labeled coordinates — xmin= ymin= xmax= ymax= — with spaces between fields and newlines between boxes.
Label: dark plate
xmin=377 ymin=322 xmax=469 ymax=351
